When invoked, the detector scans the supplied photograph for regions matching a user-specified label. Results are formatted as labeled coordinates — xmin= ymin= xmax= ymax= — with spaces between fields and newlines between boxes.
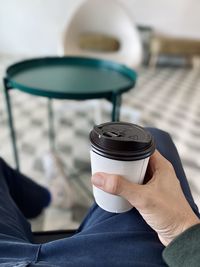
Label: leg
xmin=39 ymin=205 xmax=166 ymax=266
xmin=35 ymin=128 xmax=198 ymax=266
xmin=0 ymin=158 xmax=42 ymax=265
xmin=80 ymin=127 xmax=199 ymax=231
xmin=38 ymin=127 xmax=193 ymax=266
xmin=0 ymin=158 xmax=51 ymax=219
xmin=0 ymin=158 xmax=32 ymax=241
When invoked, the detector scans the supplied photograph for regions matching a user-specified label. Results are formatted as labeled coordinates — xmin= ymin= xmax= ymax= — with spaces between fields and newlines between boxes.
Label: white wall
xmin=0 ymin=0 xmax=83 ymax=55
xmin=0 ymin=0 xmax=200 ymax=55
xmin=121 ymin=0 xmax=200 ymax=39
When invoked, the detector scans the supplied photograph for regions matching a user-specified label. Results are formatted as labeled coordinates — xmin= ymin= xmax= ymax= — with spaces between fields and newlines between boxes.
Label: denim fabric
xmin=0 ymin=128 xmax=199 ymax=266
xmin=0 ymin=158 xmax=51 ymax=219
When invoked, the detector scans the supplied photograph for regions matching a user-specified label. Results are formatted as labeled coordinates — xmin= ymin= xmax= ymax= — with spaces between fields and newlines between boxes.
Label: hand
xmin=91 ymin=150 xmax=200 ymax=246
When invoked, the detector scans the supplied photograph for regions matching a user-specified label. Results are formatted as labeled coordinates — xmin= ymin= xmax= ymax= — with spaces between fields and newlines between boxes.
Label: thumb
xmin=91 ymin=172 xmax=143 ymax=205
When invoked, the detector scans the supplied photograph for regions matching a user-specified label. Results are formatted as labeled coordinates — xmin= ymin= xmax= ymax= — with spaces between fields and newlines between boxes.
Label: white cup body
xmin=90 ymin=149 xmax=150 ymax=213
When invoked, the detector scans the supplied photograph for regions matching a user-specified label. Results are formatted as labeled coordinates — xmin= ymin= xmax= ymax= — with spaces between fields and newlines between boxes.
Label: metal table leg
xmin=111 ymin=93 xmax=122 ymax=121
xmin=3 ymin=78 xmax=20 ymax=170
xmin=48 ymin=99 xmax=56 ymax=151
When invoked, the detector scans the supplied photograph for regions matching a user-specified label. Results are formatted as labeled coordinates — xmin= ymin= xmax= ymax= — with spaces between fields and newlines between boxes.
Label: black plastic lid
xmin=89 ymin=122 xmax=155 ymax=161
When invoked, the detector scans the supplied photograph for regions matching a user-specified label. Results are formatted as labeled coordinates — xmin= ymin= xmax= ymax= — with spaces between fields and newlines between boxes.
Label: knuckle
xmin=106 ymin=175 xmax=121 ymax=194
xmin=162 ymin=156 xmax=173 ymax=168
xmin=139 ymin=196 xmax=149 ymax=209
xmin=166 ymin=161 xmax=175 ymax=173
xmin=139 ymin=187 xmax=155 ymax=209
xmin=142 ymin=194 xmax=155 ymax=209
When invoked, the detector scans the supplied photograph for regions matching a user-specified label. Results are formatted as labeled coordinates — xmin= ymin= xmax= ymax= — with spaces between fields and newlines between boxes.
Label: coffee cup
xmin=89 ymin=122 xmax=155 ymax=213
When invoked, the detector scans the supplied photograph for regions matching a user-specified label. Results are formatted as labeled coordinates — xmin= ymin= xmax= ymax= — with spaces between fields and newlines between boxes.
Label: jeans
xmin=0 ymin=128 xmax=199 ymax=267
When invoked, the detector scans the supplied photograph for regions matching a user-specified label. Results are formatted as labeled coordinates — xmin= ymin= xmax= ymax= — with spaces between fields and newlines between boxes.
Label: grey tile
xmin=21 ymin=142 xmax=35 ymax=154
xmin=31 ymin=118 xmax=43 ymax=127
xmin=182 ymin=158 xmax=200 ymax=171
xmin=59 ymin=118 xmax=73 ymax=127
xmin=57 ymin=144 xmax=72 ymax=154
xmin=71 ymin=203 xmax=89 ymax=223
xmin=190 ymin=129 xmax=200 ymax=138
xmin=33 ymin=158 xmax=44 ymax=173
xmin=167 ymin=118 xmax=183 ymax=128
xmin=75 ymin=129 xmax=88 ymax=138
xmin=74 ymin=159 xmax=91 ymax=173
xmin=149 ymin=110 xmax=163 ymax=119
xmin=185 ymin=142 xmax=200 ymax=152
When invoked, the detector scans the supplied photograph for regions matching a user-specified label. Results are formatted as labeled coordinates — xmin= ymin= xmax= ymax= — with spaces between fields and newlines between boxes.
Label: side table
xmin=3 ymin=56 xmax=137 ymax=169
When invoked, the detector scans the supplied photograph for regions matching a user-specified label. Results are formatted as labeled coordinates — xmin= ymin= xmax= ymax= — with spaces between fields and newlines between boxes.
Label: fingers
xmin=91 ymin=152 xmax=176 ymax=207
xmin=143 ymin=151 xmax=170 ymax=184
xmin=91 ymin=172 xmax=142 ymax=204
xmin=149 ymin=150 xmax=173 ymax=173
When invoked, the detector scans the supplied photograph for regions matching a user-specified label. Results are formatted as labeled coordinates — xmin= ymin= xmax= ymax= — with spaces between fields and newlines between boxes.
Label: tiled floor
xmin=0 ymin=54 xmax=200 ymax=231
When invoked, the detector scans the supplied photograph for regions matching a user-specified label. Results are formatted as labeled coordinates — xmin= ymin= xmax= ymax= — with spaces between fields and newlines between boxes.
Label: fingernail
xmin=92 ymin=174 xmax=104 ymax=187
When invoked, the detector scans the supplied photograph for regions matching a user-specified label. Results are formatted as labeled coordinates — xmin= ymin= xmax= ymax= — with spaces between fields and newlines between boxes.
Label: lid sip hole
xmin=103 ymin=131 xmax=122 ymax=137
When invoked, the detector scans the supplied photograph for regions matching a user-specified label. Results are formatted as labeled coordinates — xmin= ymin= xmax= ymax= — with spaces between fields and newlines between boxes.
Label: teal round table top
xmin=6 ymin=56 xmax=137 ymax=100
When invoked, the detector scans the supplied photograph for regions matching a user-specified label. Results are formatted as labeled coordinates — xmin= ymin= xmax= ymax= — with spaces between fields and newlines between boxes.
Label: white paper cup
xmin=89 ymin=122 xmax=155 ymax=213
xmin=90 ymin=149 xmax=150 ymax=213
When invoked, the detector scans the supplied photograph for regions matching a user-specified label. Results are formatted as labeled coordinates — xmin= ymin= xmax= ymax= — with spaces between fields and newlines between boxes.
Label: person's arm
xmin=91 ymin=150 xmax=200 ymax=265
xmin=163 ymin=223 xmax=200 ymax=266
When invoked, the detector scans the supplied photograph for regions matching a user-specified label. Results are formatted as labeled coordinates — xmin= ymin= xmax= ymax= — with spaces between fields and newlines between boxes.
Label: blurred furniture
xmin=137 ymin=25 xmax=153 ymax=66
xmin=4 ymin=56 xmax=136 ymax=169
xmin=58 ymin=0 xmax=142 ymax=124
xmin=59 ymin=0 xmax=142 ymax=68
xmin=150 ymin=34 xmax=200 ymax=67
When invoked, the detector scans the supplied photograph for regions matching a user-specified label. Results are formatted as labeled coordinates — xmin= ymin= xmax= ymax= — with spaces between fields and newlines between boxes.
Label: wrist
xmin=182 ymin=215 xmax=200 ymax=235
xmin=163 ymin=215 xmax=200 ymax=246
xmin=163 ymin=223 xmax=200 ymax=266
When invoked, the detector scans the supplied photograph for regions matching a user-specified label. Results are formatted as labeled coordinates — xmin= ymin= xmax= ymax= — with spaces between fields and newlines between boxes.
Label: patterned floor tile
xmin=0 ymin=54 xmax=200 ymax=230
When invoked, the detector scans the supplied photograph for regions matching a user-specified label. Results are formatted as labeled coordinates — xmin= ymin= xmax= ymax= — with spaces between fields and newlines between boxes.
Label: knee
xmin=0 ymin=157 xmax=9 ymax=171
xmin=146 ymin=127 xmax=171 ymax=138
xmin=146 ymin=127 xmax=173 ymax=144
xmin=0 ymin=157 xmax=5 ymax=166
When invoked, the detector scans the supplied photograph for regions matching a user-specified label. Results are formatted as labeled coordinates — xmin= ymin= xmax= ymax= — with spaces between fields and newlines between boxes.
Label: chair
xmin=59 ymin=0 xmax=142 ymax=68
xmin=57 ymin=0 xmax=142 ymax=124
